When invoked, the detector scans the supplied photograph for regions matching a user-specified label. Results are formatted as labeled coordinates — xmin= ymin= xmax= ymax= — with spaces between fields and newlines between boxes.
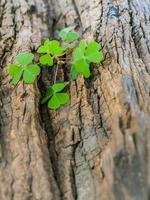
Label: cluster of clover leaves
xmin=8 ymin=27 xmax=104 ymax=109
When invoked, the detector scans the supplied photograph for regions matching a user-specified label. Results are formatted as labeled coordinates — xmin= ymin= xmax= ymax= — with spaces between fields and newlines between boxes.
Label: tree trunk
xmin=0 ymin=0 xmax=150 ymax=199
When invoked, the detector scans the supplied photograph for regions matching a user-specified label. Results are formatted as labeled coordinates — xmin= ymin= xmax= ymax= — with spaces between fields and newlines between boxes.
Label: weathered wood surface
xmin=0 ymin=0 xmax=150 ymax=199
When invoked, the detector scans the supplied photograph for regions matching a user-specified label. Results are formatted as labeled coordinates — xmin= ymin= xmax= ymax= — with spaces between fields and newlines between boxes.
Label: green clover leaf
xmin=48 ymin=93 xmax=69 ymax=109
xmin=37 ymin=40 xmax=64 ymax=66
xmin=79 ymin=40 xmax=87 ymax=51
xmin=23 ymin=64 xmax=40 ymax=83
xmin=71 ymin=65 xmax=79 ymax=80
xmin=41 ymin=82 xmax=69 ymax=110
xmin=8 ymin=53 xmax=40 ymax=85
xmin=38 ymin=40 xmax=64 ymax=56
xmin=52 ymin=82 xmax=69 ymax=92
xmin=59 ymin=27 xmax=79 ymax=42
xmin=66 ymin=32 xmax=79 ymax=42
xmin=41 ymin=88 xmax=53 ymax=104
xmin=74 ymin=59 xmax=91 ymax=78
xmin=37 ymin=45 xmax=47 ymax=54
xmin=72 ymin=40 xmax=103 ymax=79
xmin=48 ymin=40 xmax=64 ymax=56
xmin=11 ymin=70 xmax=23 ymax=85
xmin=59 ymin=27 xmax=73 ymax=40
xmin=85 ymin=41 xmax=104 ymax=63
xmin=73 ymin=46 xmax=85 ymax=61
xmin=39 ymin=54 xmax=53 ymax=66
xmin=16 ymin=53 xmax=34 ymax=65
xmin=8 ymin=64 xmax=23 ymax=85
xmin=8 ymin=64 xmax=23 ymax=77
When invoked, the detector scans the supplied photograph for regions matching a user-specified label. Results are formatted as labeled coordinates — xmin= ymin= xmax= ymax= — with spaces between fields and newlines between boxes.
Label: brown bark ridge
xmin=0 ymin=0 xmax=150 ymax=200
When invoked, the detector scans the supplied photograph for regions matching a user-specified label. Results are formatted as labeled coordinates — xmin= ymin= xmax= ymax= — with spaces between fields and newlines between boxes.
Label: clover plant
xmin=8 ymin=27 xmax=104 ymax=109
xmin=8 ymin=53 xmax=40 ymax=85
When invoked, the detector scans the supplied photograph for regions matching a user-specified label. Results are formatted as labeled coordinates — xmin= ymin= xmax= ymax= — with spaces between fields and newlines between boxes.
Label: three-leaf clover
xmin=59 ymin=27 xmax=79 ymax=42
xmin=41 ymin=82 xmax=70 ymax=109
xmin=8 ymin=53 xmax=40 ymax=85
xmin=71 ymin=40 xmax=104 ymax=79
xmin=37 ymin=40 xmax=64 ymax=66
xmin=8 ymin=27 xmax=104 ymax=111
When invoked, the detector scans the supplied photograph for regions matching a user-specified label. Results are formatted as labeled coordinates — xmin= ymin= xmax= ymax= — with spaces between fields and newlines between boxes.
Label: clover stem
xmin=56 ymin=57 xmax=71 ymax=61
xmin=54 ymin=63 xmax=58 ymax=84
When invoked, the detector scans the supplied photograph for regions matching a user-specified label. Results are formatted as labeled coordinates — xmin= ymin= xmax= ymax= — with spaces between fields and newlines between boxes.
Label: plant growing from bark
xmin=8 ymin=27 xmax=104 ymax=109
xmin=8 ymin=53 xmax=40 ymax=85
xmin=41 ymin=82 xmax=69 ymax=109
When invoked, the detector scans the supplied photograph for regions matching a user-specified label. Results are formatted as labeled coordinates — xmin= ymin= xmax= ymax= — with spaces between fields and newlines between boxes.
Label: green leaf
xmin=16 ymin=53 xmax=34 ymax=65
xmin=39 ymin=54 xmax=53 ymax=66
xmin=23 ymin=64 xmax=40 ymax=83
xmin=73 ymin=47 xmax=84 ymax=61
xmin=43 ymin=40 xmax=51 ymax=54
xmin=8 ymin=64 xmax=23 ymax=85
xmin=48 ymin=94 xmax=60 ymax=109
xmin=79 ymin=40 xmax=87 ymax=51
xmin=85 ymin=41 xmax=103 ymax=63
xmin=44 ymin=39 xmax=51 ymax=46
xmin=37 ymin=40 xmax=64 ymax=56
xmin=37 ymin=45 xmax=47 ymax=54
xmin=8 ymin=64 xmax=21 ymax=76
xmin=8 ymin=53 xmax=40 ymax=85
xmin=59 ymin=27 xmax=73 ymax=40
xmin=86 ymin=41 xmax=100 ymax=52
xmin=74 ymin=59 xmax=91 ymax=78
xmin=41 ymin=88 xmax=53 ymax=104
xmin=71 ymin=65 xmax=79 ymax=80
xmin=59 ymin=27 xmax=78 ymax=42
xmin=66 ymin=32 xmax=79 ymax=42
xmin=52 ymin=82 xmax=69 ymax=93
xmin=48 ymin=93 xmax=69 ymax=109
xmin=41 ymin=82 xmax=69 ymax=107
xmin=86 ymin=51 xmax=104 ymax=63
xmin=49 ymin=40 xmax=64 ymax=56
xmin=11 ymin=69 xmax=23 ymax=85
xmin=56 ymin=93 xmax=70 ymax=105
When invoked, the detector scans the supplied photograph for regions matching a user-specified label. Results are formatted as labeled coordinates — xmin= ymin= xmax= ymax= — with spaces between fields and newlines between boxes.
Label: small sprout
xmin=8 ymin=53 xmax=40 ymax=85
xmin=41 ymin=82 xmax=70 ymax=109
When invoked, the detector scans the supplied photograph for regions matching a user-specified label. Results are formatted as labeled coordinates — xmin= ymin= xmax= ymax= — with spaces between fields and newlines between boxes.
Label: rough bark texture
xmin=0 ymin=0 xmax=150 ymax=200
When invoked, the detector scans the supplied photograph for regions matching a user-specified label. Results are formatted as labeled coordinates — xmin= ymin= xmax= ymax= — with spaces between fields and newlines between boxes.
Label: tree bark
xmin=0 ymin=0 xmax=150 ymax=200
